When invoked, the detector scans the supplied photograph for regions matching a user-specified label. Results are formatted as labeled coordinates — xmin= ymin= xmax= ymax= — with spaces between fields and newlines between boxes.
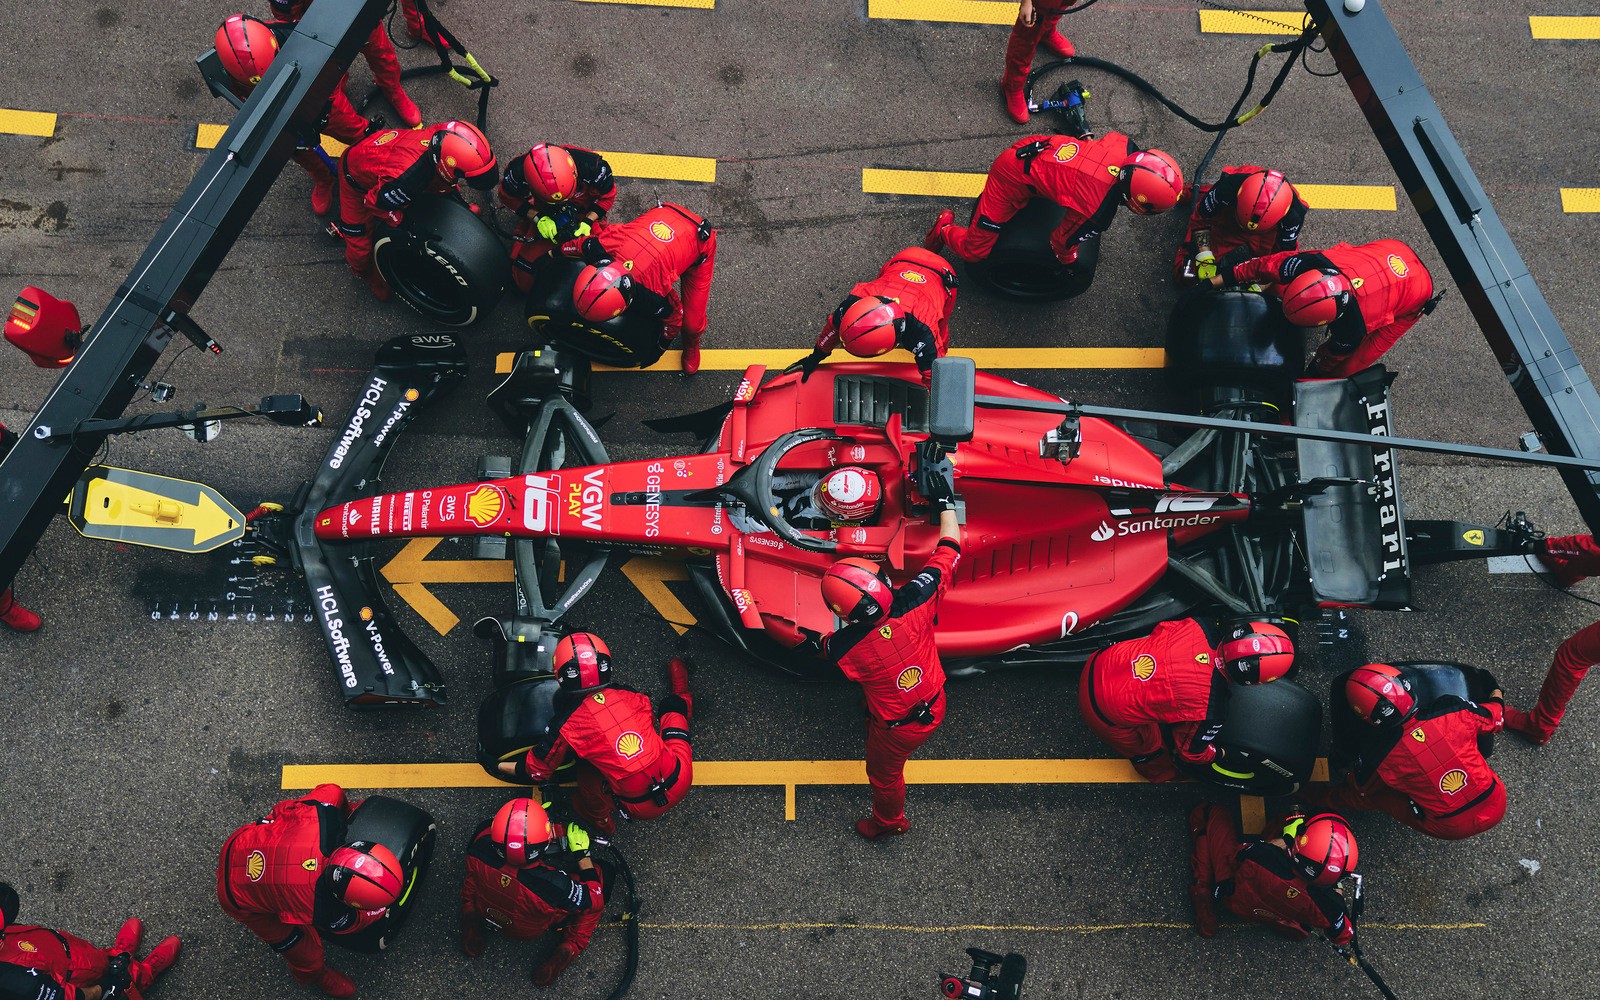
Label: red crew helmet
xmin=837 ymin=296 xmax=903 ymax=358
xmin=267 ymin=0 xmax=310 ymax=19
xmin=327 ymin=841 xmax=404 ymax=909
xmin=1122 ymin=149 xmax=1184 ymax=215
xmin=554 ymin=631 xmax=613 ymax=692
xmin=572 ymin=263 xmax=633 ymax=322
xmin=1280 ymin=268 xmax=1353 ymax=327
xmin=215 ymin=15 xmax=278 ymax=89
xmin=1345 ymin=662 xmax=1415 ymax=725
xmin=1235 ymin=169 xmax=1294 ymax=232
xmin=820 ymin=558 xmax=892 ymax=624
xmin=434 ymin=121 xmax=499 ymax=190
xmin=813 ymin=466 xmax=883 ymax=523
xmin=489 ymin=797 xmax=555 ymax=867
xmin=1289 ymin=813 xmax=1358 ymax=886
xmin=521 ymin=143 xmax=579 ymax=203
xmin=1216 ymin=622 xmax=1295 ymax=684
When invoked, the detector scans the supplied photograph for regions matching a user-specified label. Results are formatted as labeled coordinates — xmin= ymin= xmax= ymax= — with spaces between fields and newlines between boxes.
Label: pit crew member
xmin=217 ymin=784 xmax=405 ymax=998
xmin=1209 ymin=238 xmax=1441 ymax=376
xmin=1316 ymin=663 xmax=1506 ymax=840
xmin=0 ymin=883 xmax=180 ymax=998
xmin=1186 ymin=806 xmax=1358 ymax=944
xmin=563 ymin=204 xmax=717 ymax=374
xmin=459 ymin=797 xmax=604 ymax=987
xmin=1174 ymin=166 xmax=1308 ymax=284
xmin=266 ymin=0 xmax=422 ymax=126
xmin=0 ymin=423 xmax=40 ymax=632
xmin=785 ymin=247 xmax=958 ymax=386
xmin=335 ymin=120 xmax=497 ymax=301
xmin=1497 ymin=533 xmax=1600 ymax=744
xmin=1000 ymin=1 xmax=1082 ymax=124
xmin=1078 ymin=618 xmax=1295 ymax=782
xmin=499 ymin=143 xmax=617 ymax=293
xmin=499 ymin=639 xmax=695 ymax=835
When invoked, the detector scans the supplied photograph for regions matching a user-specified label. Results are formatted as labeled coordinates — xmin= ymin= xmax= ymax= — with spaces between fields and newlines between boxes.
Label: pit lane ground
xmin=2 ymin=2 xmax=1599 ymax=998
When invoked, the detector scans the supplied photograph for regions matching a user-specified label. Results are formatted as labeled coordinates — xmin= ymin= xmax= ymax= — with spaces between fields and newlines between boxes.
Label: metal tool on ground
xmin=382 ymin=0 xmax=498 ymax=129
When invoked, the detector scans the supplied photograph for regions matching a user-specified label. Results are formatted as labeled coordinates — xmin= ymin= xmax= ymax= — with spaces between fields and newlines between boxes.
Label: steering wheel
xmin=686 ymin=428 xmax=846 ymax=552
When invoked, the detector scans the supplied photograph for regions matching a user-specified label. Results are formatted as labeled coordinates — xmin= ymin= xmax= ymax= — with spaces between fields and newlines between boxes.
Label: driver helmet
xmin=838 ymin=296 xmax=903 ymax=358
xmin=0 ymin=881 xmax=17 ymax=930
xmin=554 ymin=631 xmax=613 ymax=692
xmin=1345 ymin=662 xmax=1415 ymax=725
xmin=489 ymin=797 xmax=555 ymax=868
xmin=572 ymin=263 xmax=633 ymax=322
xmin=812 ymin=466 xmax=882 ymax=523
xmin=327 ymin=841 xmax=404 ymax=910
xmin=820 ymin=558 xmax=892 ymax=624
xmin=1288 ymin=813 xmax=1358 ymax=886
xmin=433 ymin=121 xmax=499 ymax=190
xmin=1216 ymin=622 xmax=1294 ymax=684
xmin=1280 ymin=268 xmax=1353 ymax=327
xmin=1235 ymin=169 xmax=1295 ymax=231
xmin=215 ymin=15 xmax=278 ymax=89
xmin=1121 ymin=149 xmax=1184 ymax=215
xmin=520 ymin=143 xmax=579 ymax=203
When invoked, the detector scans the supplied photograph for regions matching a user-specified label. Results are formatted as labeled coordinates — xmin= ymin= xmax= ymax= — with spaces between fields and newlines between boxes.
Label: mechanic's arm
xmin=1274 ymin=200 xmax=1307 ymax=251
xmin=678 ymin=231 xmax=717 ymax=336
xmin=904 ymin=316 xmax=939 ymax=386
xmin=496 ymin=735 xmax=571 ymax=781
xmin=366 ymin=144 xmax=440 ymax=218
xmin=1174 ymin=719 xmax=1225 ymax=766
xmin=1210 ymin=249 xmax=1326 ymax=289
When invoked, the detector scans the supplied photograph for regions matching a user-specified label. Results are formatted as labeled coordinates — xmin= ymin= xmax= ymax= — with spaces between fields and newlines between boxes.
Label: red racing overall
xmin=1078 ymin=618 xmax=1228 ymax=782
xmin=1187 ymin=803 xmax=1354 ymax=944
xmin=216 ymin=784 xmax=384 ymax=985
xmin=523 ymin=687 xmax=694 ymax=830
xmin=815 ymin=247 xmax=958 ymax=384
xmin=1173 ymin=164 xmax=1307 ymax=282
xmin=266 ymin=1 xmax=420 ymax=125
xmin=458 ymin=823 xmax=603 ymax=947
xmin=1224 ymin=239 xmax=1434 ymax=376
xmin=823 ymin=539 xmax=961 ymax=825
xmin=939 ymin=133 xmax=1133 ymax=265
xmin=1515 ymin=534 xmax=1600 ymax=742
xmin=335 ymin=125 xmax=452 ymax=280
xmin=499 ymin=146 xmax=617 ymax=293
xmin=562 ymin=204 xmax=717 ymax=352
xmin=0 ymin=926 xmax=153 ymax=998
xmin=1002 ymin=2 xmax=1081 ymax=101
xmin=1322 ymin=697 xmax=1506 ymax=840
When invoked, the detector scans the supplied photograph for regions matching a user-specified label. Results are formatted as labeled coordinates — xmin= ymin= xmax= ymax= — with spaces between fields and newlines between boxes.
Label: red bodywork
xmin=314 ymin=365 xmax=1251 ymax=658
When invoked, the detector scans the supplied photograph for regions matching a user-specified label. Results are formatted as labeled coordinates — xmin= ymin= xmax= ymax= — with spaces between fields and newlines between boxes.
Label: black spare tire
xmin=373 ymin=194 xmax=510 ymax=327
xmin=1165 ymin=287 xmax=1303 ymax=400
xmin=965 ymin=197 xmax=1099 ymax=302
xmin=524 ymin=256 xmax=668 ymax=368
xmin=329 ymin=795 xmax=438 ymax=953
xmin=1177 ymin=678 xmax=1322 ymax=797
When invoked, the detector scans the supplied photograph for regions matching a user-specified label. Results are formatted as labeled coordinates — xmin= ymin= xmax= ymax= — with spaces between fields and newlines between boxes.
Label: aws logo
xmin=899 ymin=270 xmax=927 ymax=284
xmin=246 ymin=850 xmax=266 ymax=882
xmin=616 ymin=731 xmax=645 ymax=759
xmin=896 ymin=666 xmax=923 ymax=691
xmin=1387 ymin=253 xmax=1409 ymax=277
xmin=649 ymin=221 xmax=675 ymax=243
xmin=1132 ymin=654 xmax=1157 ymax=682
xmin=1439 ymin=769 xmax=1468 ymax=795
xmin=1054 ymin=142 xmax=1080 ymax=162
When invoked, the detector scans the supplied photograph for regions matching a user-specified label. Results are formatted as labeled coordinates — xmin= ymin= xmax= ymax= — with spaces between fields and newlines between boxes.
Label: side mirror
xmin=929 ymin=356 xmax=975 ymax=444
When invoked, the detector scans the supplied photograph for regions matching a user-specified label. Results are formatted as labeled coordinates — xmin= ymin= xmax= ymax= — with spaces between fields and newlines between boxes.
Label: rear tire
xmin=1165 ymin=287 xmax=1303 ymax=405
xmin=524 ymin=256 xmax=668 ymax=367
xmin=373 ymin=195 xmax=510 ymax=327
xmin=965 ymin=198 xmax=1099 ymax=302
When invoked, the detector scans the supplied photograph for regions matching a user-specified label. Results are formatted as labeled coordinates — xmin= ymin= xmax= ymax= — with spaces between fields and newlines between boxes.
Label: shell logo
xmin=1054 ymin=142 xmax=1080 ymax=162
xmin=616 ymin=731 xmax=645 ymax=759
xmin=404 ymin=388 xmax=420 ymax=402
xmin=16 ymin=942 xmax=36 ymax=953
xmin=466 ymin=484 xmax=506 ymax=527
xmin=1439 ymin=768 xmax=1469 ymax=795
xmin=1410 ymin=727 xmax=1426 ymax=744
xmin=649 ymin=221 xmax=676 ymax=243
xmin=896 ymin=665 xmax=923 ymax=691
xmin=246 ymin=850 xmax=266 ymax=882
xmin=373 ymin=130 xmax=399 ymax=146
xmin=301 ymin=858 xmax=319 ymax=872
xmin=899 ymin=270 xmax=928 ymax=284
xmin=1387 ymin=253 xmax=1409 ymax=277
xmin=1132 ymin=653 xmax=1157 ymax=682
xmin=360 ymin=607 xmax=374 ymax=622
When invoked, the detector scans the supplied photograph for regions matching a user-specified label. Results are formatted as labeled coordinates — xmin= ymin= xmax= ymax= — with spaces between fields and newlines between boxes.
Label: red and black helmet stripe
xmin=555 ymin=631 xmax=613 ymax=691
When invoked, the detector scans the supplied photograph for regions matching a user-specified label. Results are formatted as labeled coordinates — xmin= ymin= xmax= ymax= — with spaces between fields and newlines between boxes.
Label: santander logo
xmin=1091 ymin=522 xmax=1115 ymax=542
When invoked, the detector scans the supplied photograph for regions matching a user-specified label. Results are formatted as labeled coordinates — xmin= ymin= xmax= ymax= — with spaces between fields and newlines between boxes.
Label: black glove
xmin=97 ymin=954 xmax=133 ymax=999
xmin=924 ymin=467 xmax=957 ymax=513
xmin=783 ymin=349 xmax=828 ymax=382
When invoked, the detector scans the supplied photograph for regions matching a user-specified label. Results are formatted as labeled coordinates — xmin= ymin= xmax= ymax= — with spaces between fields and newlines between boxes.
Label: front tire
xmin=373 ymin=195 xmax=510 ymax=327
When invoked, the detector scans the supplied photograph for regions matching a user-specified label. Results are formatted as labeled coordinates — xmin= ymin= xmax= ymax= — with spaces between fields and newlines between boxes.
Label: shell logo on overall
xmin=899 ymin=270 xmax=927 ymax=284
xmin=1054 ymin=142 xmax=1079 ymax=162
xmin=1439 ymin=769 xmax=1469 ymax=795
xmin=896 ymin=666 xmax=923 ymax=691
xmin=246 ymin=850 xmax=266 ymax=882
xmin=616 ymin=731 xmax=645 ymax=759
xmin=373 ymin=130 xmax=399 ymax=146
xmin=1387 ymin=254 xmax=1409 ymax=277
xmin=1132 ymin=653 xmax=1157 ymax=681
xmin=650 ymin=221 xmax=675 ymax=243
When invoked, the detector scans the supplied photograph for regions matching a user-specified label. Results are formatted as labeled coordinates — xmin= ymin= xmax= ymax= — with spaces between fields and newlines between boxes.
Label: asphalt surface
xmin=4 ymin=1 xmax=1600 ymax=999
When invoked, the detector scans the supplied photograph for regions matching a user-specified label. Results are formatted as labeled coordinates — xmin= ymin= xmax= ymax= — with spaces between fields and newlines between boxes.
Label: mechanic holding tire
xmin=0 ymin=883 xmax=181 ymax=1000
xmin=499 ymin=143 xmax=617 ymax=294
xmin=1077 ymin=619 xmax=1295 ymax=782
xmin=1173 ymin=166 xmax=1308 ymax=286
xmin=499 ymin=635 xmax=696 ymax=835
xmin=458 ymin=797 xmax=605 ymax=987
xmin=216 ymin=784 xmax=406 ymax=998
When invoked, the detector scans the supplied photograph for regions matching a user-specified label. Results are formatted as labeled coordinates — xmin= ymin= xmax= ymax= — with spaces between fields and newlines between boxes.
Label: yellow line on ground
xmin=1198 ymin=9 xmax=1309 ymax=34
xmin=631 ymin=919 xmax=1483 ymax=933
xmin=597 ymin=150 xmax=716 ymax=183
xmin=497 ymin=348 xmax=1164 ymax=374
xmin=864 ymin=167 xmax=985 ymax=199
xmin=575 ymin=0 xmax=713 ymax=7
xmin=0 ymin=109 xmax=58 ymax=137
xmin=866 ymin=0 xmax=1016 ymax=26
xmin=195 ymin=124 xmax=227 ymax=149
xmin=1560 ymin=188 xmax=1600 ymax=213
xmin=1530 ymin=15 xmax=1600 ymax=40
xmin=619 ymin=556 xmax=696 ymax=637
xmin=1296 ymin=183 xmax=1396 ymax=211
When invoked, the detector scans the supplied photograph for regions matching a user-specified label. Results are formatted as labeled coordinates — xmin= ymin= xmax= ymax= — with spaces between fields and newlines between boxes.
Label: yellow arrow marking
xmin=867 ymin=168 xmax=1395 ymax=212
xmin=620 ymin=555 xmax=696 ymax=635
xmin=0 ymin=108 xmax=58 ymax=137
xmin=191 ymin=491 xmax=242 ymax=549
xmin=867 ymin=0 xmax=1016 ymax=25
xmin=497 ymin=348 xmax=1164 ymax=374
xmin=1560 ymin=188 xmax=1600 ymax=213
xmin=629 ymin=919 xmax=1484 ymax=933
xmin=379 ymin=537 xmax=514 ymax=635
xmin=1530 ymin=15 xmax=1600 ymax=40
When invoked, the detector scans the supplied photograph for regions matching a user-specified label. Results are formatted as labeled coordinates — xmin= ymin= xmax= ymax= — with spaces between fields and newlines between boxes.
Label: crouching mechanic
xmin=1317 ymin=663 xmax=1506 ymax=840
xmin=925 ymin=131 xmax=1183 ymax=273
xmin=1174 ymin=166 xmax=1307 ymax=285
xmin=0 ymin=883 xmax=180 ymax=999
xmin=785 ymin=247 xmax=958 ymax=386
xmin=1208 ymin=238 xmax=1441 ymax=376
xmin=806 ymin=480 xmax=963 ymax=841
xmin=1501 ymin=532 xmax=1600 ymax=745
xmin=459 ymin=798 xmax=604 ymax=987
xmin=499 ymin=638 xmax=695 ymax=835
xmin=1186 ymin=806 xmax=1358 ymax=945
xmin=217 ymin=784 xmax=406 ymax=998
xmin=563 ymin=204 xmax=717 ymax=374
xmin=336 ymin=120 xmax=498 ymax=301
xmin=499 ymin=143 xmax=617 ymax=293
xmin=1079 ymin=618 xmax=1295 ymax=782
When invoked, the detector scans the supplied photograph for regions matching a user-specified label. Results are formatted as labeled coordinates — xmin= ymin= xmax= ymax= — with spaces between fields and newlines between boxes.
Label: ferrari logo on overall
xmin=592 ymin=692 xmax=606 ymax=704
xmin=466 ymin=484 xmax=505 ymax=527
xmin=302 ymin=858 xmax=319 ymax=872
xmin=1285 ymin=887 xmax=1300 ymax=899
xmin=879 ymin=625 xmax=893 ymax=639
xmin=1410 ymin=727 xmax=1426 ymax=744
xmin=616 ymin=731 xmax=645 ymax=759
xmin=1351 ymin=277 xmax=1366 ymax=290
xmin=1463 ymin=529 xmax=1485 ymax=545
xmin=246 ymin=850 xmax=266 ymax=882
xmin=500 ymin=874 xmax=513 ymax=889
xmin=1132 ymin=653 xmax=1157 ymax=682
xmin=1195 ymin=653 xmax=1210 ymax=665
xmin=896 ymin=666 xmax=923 ymax=691
xmin=899 ymin=270 xmax=927 ymax=284
xmin=1387 ymin=253 xmax=1409 ymax=277
xmin=649 ymin=221 xmax=675 ymax=243
xmin=1439 ymin=769 xmax=1469 ymax=795
xmin=1054 ymin=142 xmax=1079 ymax=162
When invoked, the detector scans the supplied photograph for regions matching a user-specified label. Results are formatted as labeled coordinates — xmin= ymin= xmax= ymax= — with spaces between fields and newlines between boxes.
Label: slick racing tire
xmin=1165 ymin=287 xmax=1303 ymax=402
xmin=965 ymin=197 xmax=1099 ymax=302
xmin=476 ymin=676 xmax=577 ymax=784
xmin=373 ymin=194 xmax=510 ymax=327
xmin=1186 ymin=679 xmax=1322 ymax=797
xmin=331 ymin=796 xmax=438 ymax=953
xmin=524 ymin=256 xmax=669 ymax=368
